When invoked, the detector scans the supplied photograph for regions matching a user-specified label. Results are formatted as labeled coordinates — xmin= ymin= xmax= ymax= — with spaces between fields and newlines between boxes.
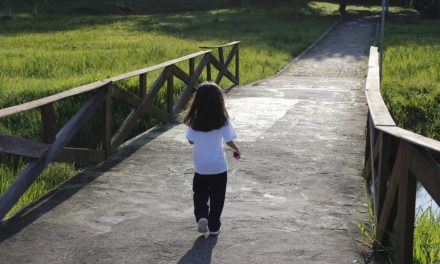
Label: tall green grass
xmin=0 ymin=2 xmax=341 ymax=218
xmin=381 ymin=16 xmax=440 ymax=140
xmin=414 ymin=208 xmax=440 ymax=264
xmin=0 ymin=161 xmax=77 ymax=218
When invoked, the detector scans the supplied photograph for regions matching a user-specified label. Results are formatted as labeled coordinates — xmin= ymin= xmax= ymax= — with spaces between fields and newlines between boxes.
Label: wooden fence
xmin=0 ymin=41 xmax=240 ymax=221
xmin=365 ymin=47 xmax=440 ymax=263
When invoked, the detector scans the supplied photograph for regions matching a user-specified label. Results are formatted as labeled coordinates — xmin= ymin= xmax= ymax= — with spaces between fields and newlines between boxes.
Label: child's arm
xmin=226 ymin=141 xmax=241 ymax=160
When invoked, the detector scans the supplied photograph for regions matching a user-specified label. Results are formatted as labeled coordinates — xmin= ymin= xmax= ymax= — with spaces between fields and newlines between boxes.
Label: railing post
xmin=139 ymin=73 xmax=147 ymax=98
xmin=167 ymin=71 xmax=174 ymax=116
xmin=235 ymin=43 xmax=240 ymax=84
xmin=375 ymin=132 xmax=392 ymax=219
xmin=218 ymin=47 xmax=225 ymax=65
xmin=396 ymin=142 xmax=416 ymax=264
xmin=40 ymin=103 xmax=56 ymax=143
xmin=365 ymin=112 xmax=372 ymax=180
xmin=103 ymin=84 xmax=112 ymax=156
xmin=369 ymin=114 xmax=379 ymax=204
xmin=206 ymin=61 xmax=212 ymax=81
xmin=189 ymin=58 xmax=195 ymax=79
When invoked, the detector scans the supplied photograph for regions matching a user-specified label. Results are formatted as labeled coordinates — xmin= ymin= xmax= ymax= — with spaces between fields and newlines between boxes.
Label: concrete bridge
xmin=0 ymin=17 xmax=376 ymax=263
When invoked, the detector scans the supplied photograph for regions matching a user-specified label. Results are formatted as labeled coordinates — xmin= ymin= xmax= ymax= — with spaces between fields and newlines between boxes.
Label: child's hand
xmin=233 ymin=150 xmax=241 ymax=160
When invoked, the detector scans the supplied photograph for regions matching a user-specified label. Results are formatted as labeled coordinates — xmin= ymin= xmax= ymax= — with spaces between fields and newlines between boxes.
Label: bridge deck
xmin=0 ymin=17 xmax=375 ymax=263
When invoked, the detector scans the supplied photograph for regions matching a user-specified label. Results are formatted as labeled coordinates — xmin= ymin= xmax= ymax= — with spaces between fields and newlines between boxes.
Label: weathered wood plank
xmin=378 ymin=125 xmax=440 ymax=154
xmin=189 ymin=58 xmax=195 ymax=78
xmin=365 ymin=90 xmax=396 ymax=126
xmin=171 ymin=65 xmax=192 ymax=85
xmin=0 ymin=133 xmax=49 ymax=158
xmin=369 ymin=115 xmax=378 ymax=194
xmin=235 ymin=44 xmax=240 ymax=84
xmin=111 ymin=67 xmax=170 ymax=150
xmin=139 ymin=73 xmax=147 ymax=98
xmin=365 ymin=156 xmax=372 ymax=181
xmin=0 ymin=89 xmax=106 ymax=220
xmin=40 ymin=103 xmax=56 ymax=143
xmin=218 ymin=47 xmax=225 ymax=64
xmin=395 ymin=146 xmax=416 ymax=264
xmin=103 ymin=84 xmax=112 ymax=156
xmin=215 ymin=45 xmax=237 ymax=84
xmin=209 ymin=54 xmax=239 ymax=85
xmin=410 ymin=147 xmax=440 ymax=206
xmin=111 ymin=84 xmax=142 ymax=108
xmin=376 ymin=141 xmax=408 ymax=245
xmin=364 ymin=114 xmax=371 ymax=180
xmin=167 ymin=75 xmax=174 ymax=114
xmin=206 ymin=62 xmax=212 ymax=81
xmin=376 ymin=132 xmax=396 ymax=219
xmin=365 ymin=47 xmax=380 ymax=92
xmin=172 ymin=55 xmax=209 ymax=114
xmin=109 ymin=50 xmax=210 ymax=82
xmin=199 ymin=41 xmax=240 ymax=49
xmin=0 ymin=81 xmax=109 ymax=118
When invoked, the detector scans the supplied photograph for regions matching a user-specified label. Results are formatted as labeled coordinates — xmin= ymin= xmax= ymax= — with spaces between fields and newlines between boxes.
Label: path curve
xmin=0 ymin=17 xmax=375 ymax=264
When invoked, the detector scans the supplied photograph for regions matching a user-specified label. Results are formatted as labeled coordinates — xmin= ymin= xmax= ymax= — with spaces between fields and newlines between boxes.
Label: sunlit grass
xmin=381 ymin=16 xmax=440 ymax=140
xmin=414 ymin=207 xmax=440 ymax=264
xmin=0 ymin=161 xmax=77 ymax=218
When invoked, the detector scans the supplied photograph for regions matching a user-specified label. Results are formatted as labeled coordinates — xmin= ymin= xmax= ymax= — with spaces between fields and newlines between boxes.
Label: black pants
xmin=193 ymin=171 xmax=227 ymax=232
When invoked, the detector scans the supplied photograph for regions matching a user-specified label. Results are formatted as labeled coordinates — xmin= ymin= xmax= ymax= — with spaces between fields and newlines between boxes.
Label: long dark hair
xmin=184 ymin=82 xmax=229 ymax=132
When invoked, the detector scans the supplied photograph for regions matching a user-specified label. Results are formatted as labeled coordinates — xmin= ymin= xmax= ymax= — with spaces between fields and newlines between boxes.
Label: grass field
xmin=381 ymin=16 xmax=440 ymax=140
xmin=381 ymin=16 xmax=440 ymax=264
xmin=0 ymin=1 xmax=343 ymax=218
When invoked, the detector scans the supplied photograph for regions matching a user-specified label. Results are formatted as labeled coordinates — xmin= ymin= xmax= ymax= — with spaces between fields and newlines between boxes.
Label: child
xmin=184 ymin=81 xmax=241 ymax=236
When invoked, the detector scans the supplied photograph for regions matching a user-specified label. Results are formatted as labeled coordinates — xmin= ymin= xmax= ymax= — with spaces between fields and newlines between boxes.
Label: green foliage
xmin=414 ymin=207 xmax=440 ymax=264
xmin=0 ymin=1 xmax=340 ymax=218
xmin=381 ymin=16 xmax=440 ymax=140
xmin=0 ymin=160 xmax=77 ymax=218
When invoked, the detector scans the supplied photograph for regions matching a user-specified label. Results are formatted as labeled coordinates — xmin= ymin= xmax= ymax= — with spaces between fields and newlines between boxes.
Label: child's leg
xmin=193 ymin=173 xmax=209 ymax=222
xmin=207 ymin=171 xmax=227 ymax=232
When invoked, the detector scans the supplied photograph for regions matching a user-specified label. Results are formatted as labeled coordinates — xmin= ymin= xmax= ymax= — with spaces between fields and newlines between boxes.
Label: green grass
xmin=0 ymin=161 xmax=77 ymax=218
xmin=381 ymin=16 xmax=440 ymax=140
xmin=0 ymin=1 xmax=341 ymax=218
xmin=414 ymin=207 xmax=440 ymax=264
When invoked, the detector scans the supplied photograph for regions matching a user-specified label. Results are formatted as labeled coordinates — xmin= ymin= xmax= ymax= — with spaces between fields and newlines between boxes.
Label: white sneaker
xmin=197 ymin=218 xmax=208 ymax=233
xmin=209 ymin=228 xmax=221 ymax=235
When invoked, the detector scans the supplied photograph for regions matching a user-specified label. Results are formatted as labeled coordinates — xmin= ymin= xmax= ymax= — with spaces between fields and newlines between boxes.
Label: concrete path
xmin=0 ymin=17 xmax=375 ymax=263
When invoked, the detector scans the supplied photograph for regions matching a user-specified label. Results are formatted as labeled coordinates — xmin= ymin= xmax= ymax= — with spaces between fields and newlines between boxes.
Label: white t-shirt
xmin=186 ymin=120 xmax=237 ymax=175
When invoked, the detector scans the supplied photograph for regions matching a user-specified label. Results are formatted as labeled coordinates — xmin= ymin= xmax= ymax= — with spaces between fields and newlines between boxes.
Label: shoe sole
xmin=197 ymin=218 xmax=208 ymax=233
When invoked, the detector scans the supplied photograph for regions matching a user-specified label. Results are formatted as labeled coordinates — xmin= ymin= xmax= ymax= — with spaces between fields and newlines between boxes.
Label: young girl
xmin=184 ymin=81 xmax=241 ymax=236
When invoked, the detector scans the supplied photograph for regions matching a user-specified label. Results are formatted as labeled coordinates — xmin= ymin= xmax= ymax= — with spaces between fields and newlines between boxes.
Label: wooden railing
xmin=365 ymin=47 xmax=440 ymax=263
xmin=0 ymin=41 xmax=240 ymax=221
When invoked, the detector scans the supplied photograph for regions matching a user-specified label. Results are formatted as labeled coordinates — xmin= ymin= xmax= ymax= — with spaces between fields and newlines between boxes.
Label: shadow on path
xmin=177 ymin=235 xmax=218 ymax=264
xmin=0 ymin=123 xmax=177 ymax=242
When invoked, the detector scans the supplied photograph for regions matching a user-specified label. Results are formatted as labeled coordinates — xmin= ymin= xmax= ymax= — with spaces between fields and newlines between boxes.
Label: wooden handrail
xmin=0 ymin=42 xmax=241 ymax=221
xmin=0 ymin=81 xmax=110 ymax=118
xmin=365 ymin=46 xmax=440 ymax=264
xmin=199 ymin=41 xmax=240 ymax=49
xmin=108 ymin=50 xmax=211 ymax=82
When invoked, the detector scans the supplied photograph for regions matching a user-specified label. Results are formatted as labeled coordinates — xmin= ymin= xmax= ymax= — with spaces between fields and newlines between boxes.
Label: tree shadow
xmin=177 ymin=235 xmax=218 ymax=264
